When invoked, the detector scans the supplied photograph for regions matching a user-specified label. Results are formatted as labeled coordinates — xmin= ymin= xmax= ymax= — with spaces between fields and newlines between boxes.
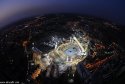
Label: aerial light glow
xmin=31 ymin=30 xmax=90 ymax=78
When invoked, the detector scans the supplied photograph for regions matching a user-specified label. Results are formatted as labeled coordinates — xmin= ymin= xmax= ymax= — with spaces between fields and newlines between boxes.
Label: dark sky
xmin=0 ymin=0 xmax=125 ymax=28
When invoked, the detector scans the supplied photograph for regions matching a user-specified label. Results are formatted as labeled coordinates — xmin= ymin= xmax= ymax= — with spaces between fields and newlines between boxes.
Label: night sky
xmin=0 ymin=0 xmax=125 ymax=28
